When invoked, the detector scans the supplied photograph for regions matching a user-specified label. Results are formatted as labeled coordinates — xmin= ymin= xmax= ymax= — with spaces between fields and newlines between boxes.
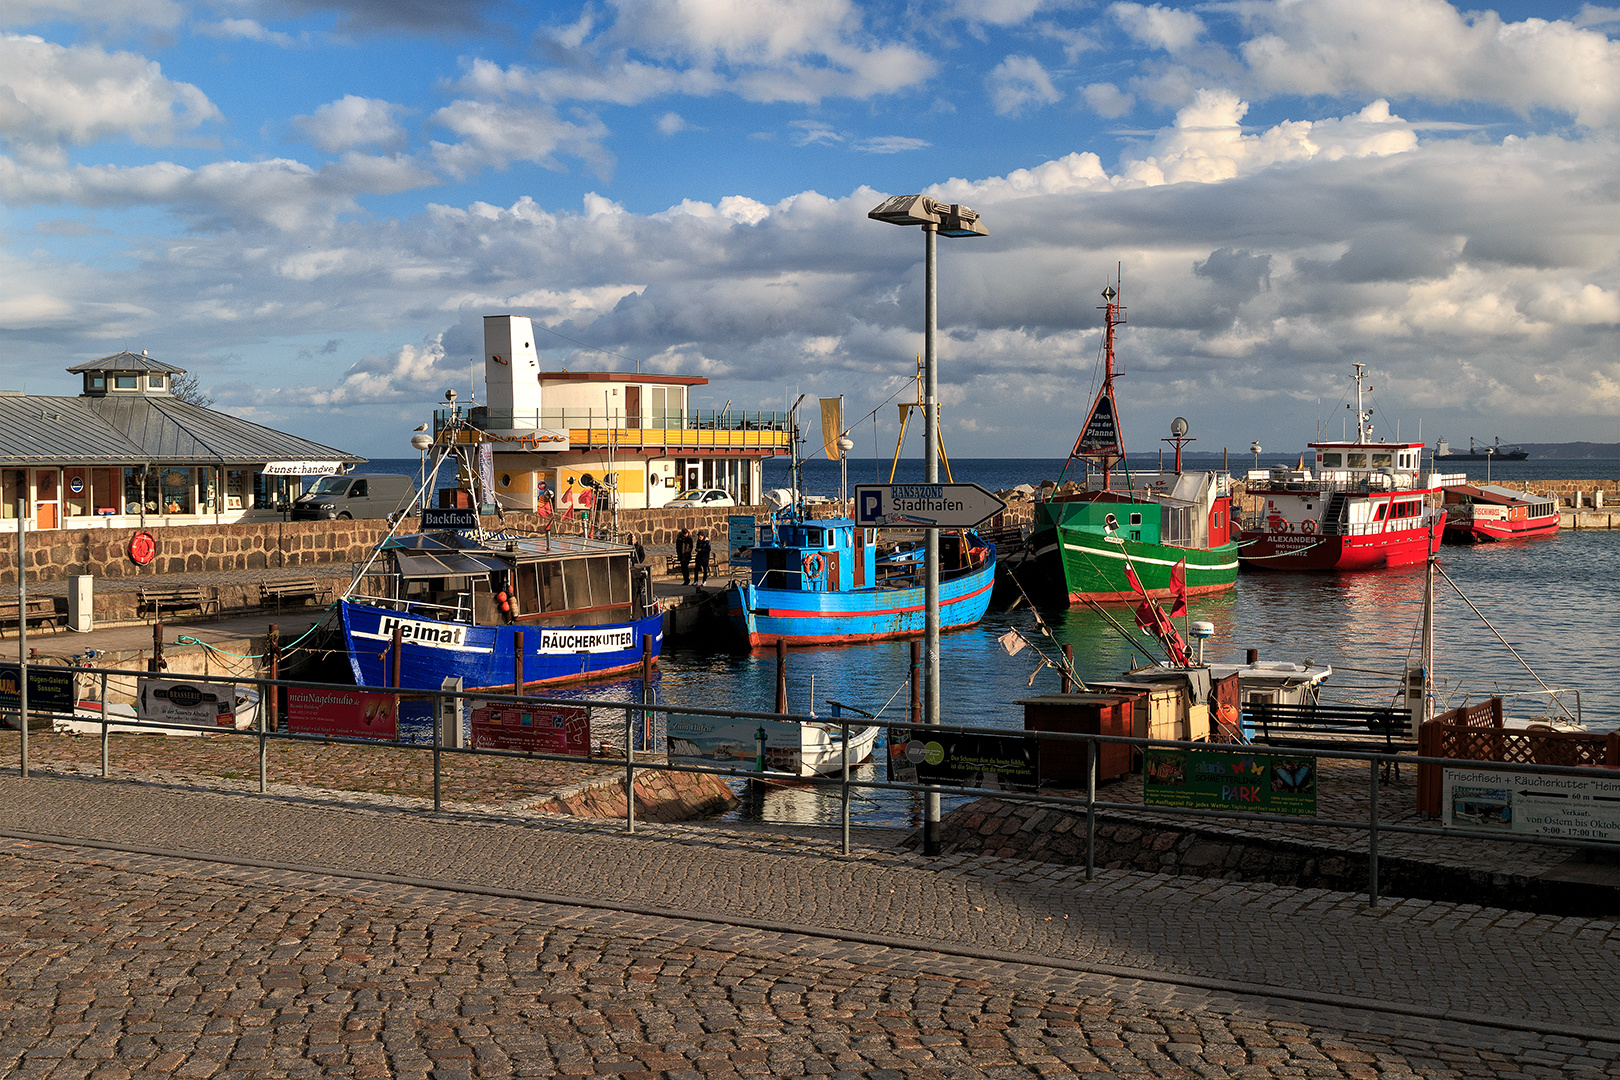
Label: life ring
xmin=1301 ymin=519 xmax=1316 ymax=535
xmin=802 ymin=552 xmax=826 ymax=581
xmin=129 ymin=531 xmax=156 ymax=565
xmin=1277 ymin=519 xmax=1293 ymax=533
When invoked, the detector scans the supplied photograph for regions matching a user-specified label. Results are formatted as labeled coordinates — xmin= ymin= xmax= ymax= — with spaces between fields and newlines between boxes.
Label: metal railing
xmin=6 ymin=664 xmax=1618 ymax=909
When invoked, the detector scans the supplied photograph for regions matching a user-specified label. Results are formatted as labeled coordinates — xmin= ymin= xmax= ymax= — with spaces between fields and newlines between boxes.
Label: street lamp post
xmin=868 ymin=194 xmax=987 ymax=856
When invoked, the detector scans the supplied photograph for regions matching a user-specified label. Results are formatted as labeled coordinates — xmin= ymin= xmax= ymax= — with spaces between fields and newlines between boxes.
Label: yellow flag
xmin=819 ymin=397 xmax=843 ymax=461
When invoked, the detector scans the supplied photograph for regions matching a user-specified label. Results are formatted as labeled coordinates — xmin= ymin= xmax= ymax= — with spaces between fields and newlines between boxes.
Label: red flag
xmin=1168 ymin=558 xmax=1188 ymax=617
xmin=1136 ymin=601 xmax=1156 ymax=632
xmin=1124 ymin=564 xmax=1147 ymax=600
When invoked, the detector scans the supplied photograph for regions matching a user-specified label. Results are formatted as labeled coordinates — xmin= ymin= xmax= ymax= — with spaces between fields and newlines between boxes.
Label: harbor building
xmin=0 ymin=350 xmax=362 ymax=532
xmin=433 ymin=314 xmax=792 ymax=513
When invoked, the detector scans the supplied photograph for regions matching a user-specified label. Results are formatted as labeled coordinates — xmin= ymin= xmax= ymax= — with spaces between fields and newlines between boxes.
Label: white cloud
xmin=196 ymin=18 xmax=299 ymax=47
xmin=430 ymin=100 xmax=613 ymax=179
xmin=946 ymin=0 xmax=1064 ymax=27
xmin=1082 ymin=81 xmax=1134 ymax=117
xmin=280 ymin=335 xmax=456 ymax=406
xmin=789 ymin=119 xmax=841 ymax=146
xmin=0 ymin=0 xmax=182 ymax=30
xmin=1112 ymin=2 xmax=1206 ymax=54
xmin=0 ymin=34 xmax=218 ymax=164
xmin=1233 ymin=0 xmax=1620 ymax=128
xmin=295 ymin=96 xmax=408 ymax=153
xmin=986 ymin=55 xmax=1062 ymax=115
xmin=854 ymin=135 xmax=929 ymax=153
xmin=656 ymin=111 xmax=690 ymax=135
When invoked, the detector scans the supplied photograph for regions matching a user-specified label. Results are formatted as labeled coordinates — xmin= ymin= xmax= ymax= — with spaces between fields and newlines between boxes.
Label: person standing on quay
xmin=676 ymin=527 xmax=694 ymax=585
xmin=695 ymin=531 xmax=712 ymax=585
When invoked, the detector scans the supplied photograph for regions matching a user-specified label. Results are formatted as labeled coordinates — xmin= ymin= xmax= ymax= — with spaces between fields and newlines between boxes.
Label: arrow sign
xmin=854 ymin=483 xmax=1006 ymax=529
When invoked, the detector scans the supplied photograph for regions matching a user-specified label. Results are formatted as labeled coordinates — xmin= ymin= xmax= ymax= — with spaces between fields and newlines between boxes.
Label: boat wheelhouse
xmin=341 ymin=527 xmax=661 ymax=692
xmin=1240 ymin=365 xmax=1461 ymax=572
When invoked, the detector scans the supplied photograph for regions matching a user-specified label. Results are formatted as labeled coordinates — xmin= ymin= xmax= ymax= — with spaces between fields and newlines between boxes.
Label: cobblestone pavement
xmin=0 ymin=773 xmax=1617 ymax=1078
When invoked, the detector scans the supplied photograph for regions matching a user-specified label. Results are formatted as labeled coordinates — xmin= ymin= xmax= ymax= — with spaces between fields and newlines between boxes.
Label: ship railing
xmin=29 ymin=666 xmax=1618 ymax=909
xmin=344 ymin=592 xmax=474 ymax=622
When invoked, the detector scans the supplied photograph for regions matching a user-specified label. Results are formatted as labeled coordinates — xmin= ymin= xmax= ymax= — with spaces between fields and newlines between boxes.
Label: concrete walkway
xmin=0 ymin=770 xmax=1615 ymax=1079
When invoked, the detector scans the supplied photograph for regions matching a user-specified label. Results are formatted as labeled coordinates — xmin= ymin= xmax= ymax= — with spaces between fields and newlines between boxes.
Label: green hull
xmin=1029 ymin=502 xmax=1239 ymax=604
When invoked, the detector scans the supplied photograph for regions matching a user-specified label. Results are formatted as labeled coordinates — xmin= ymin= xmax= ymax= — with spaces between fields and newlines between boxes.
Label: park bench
xmin=0 ymin=597 xmax=60 ymax=635
xmin=260 ymin=578 xmax=333 ymax=610
xmin=137 ymin=585 xmax=219 ymax=619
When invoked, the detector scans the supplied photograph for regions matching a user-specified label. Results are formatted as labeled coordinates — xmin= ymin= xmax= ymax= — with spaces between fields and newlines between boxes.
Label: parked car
xmin=291 ymin=474 xmax=417 ymax=520
xmin=666 ymin=488 xmax=737 ymax=508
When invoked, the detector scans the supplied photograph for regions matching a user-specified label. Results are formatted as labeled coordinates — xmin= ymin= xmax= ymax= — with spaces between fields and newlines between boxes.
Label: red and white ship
xmin=1240 ymin=364 xmax=1461 ymax=572
xmin=1441 ymin=483 xmax=1560 ymax=543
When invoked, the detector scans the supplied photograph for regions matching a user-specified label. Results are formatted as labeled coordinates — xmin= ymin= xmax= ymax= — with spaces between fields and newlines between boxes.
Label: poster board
xmin=469 ymin=701 xmax=590 ymax=757
xmin=0 ymin=664 xmax=76 ymax=715
xmin=136 ymin=678 xmax=253 ymax=730
xmin=1144 ymin=748 xmax=1318 ymax=816
xmin=286 ymin=688 xmax=399 ymax=742
xmin=668 ymin=714 xmax=802 ymax=773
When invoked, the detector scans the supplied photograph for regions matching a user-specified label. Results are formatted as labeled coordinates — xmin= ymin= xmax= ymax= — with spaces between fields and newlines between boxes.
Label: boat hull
xmin=340 ymin=600 xmax=663 ymax=692
xmin=1444 ymin=516 xmax=1560 ymax=544
xmin=1028 ymin=517 xmax=1239 ymax=604
xmin=1239 ymin=520 xmax=1443 ymax=571
xmin=726 ymin=553 xmax=996 ymax=646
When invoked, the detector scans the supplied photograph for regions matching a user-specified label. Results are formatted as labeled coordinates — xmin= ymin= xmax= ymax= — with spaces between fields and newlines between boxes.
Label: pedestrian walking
xmin=629 ymin=533 xmax=646 ymax=565
xmin=695 ymin=531 xmax=712 ymax=584
xmin=675 ymin=527 xmax=694 ymax=585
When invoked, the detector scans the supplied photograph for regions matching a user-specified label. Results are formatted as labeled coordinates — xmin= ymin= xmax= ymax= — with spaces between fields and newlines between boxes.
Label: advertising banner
xmin=136 ymin=679 xmax=252 ymax=729
xmin=286 ymin=688 xmax=398 ymax=741
xmin=469 ymin=701 xmax=591 ymax=757
xmin=1144 ymin=748 xmax=1318 ymax=816
xmin=1444 ymin=767 xmax=1620 ymax=843
xmin=896 ymin=731 xmax=1037 ymax=792
xmin=0 ymin=663 xmax=76 ymax=715
xmin=668 ymin=714 xmax=801 ymax=773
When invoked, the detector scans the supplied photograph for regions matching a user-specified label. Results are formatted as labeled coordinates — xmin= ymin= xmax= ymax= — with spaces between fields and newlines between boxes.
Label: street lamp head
xmin=410 ymin=433 xmax=432 ymax=451
xmin=868 ymin=194 xmax=987 ymax=237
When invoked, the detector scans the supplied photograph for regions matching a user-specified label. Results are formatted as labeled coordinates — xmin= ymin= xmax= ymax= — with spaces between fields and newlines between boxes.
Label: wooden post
xmin=390 ymin=626 xmax=403 ymax=689
xmin=266 ymin=624 xmax=280 ymax=734
xmin=641 ymin=636 xmax=654 ymax=748
xmin=149 ymin=622 xmax=165 ymax=673
xmin=775 ymin=638 xmax=787 ymax=713
xmin=910 ymin=639 xmax=921 ymax=728
xmin=513 ymin=630 xmax=524 ymax=696
xmin=1062 ymin=643 xmax=1074 ymax=693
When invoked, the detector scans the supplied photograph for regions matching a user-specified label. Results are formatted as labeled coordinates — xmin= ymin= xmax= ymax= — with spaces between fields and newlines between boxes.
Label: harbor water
xmin=362 ymin=456 xmax=1620 ymax=830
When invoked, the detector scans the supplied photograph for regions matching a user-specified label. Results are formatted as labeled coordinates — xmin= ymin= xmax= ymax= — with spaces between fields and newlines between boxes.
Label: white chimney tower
xmin=482 ymin=314 xmax=542 ymax=429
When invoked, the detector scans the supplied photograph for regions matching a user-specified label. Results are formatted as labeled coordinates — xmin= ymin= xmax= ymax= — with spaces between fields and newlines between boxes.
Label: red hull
xmin=1446 ymin=516 xmax=1560 ymax=543
xmin=1240 ymin=519 xmax=1444 ymax=571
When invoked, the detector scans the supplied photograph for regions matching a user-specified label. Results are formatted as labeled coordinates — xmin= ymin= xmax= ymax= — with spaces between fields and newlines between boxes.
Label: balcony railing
xmin=434 ymin=407 xmax=793 ymax=451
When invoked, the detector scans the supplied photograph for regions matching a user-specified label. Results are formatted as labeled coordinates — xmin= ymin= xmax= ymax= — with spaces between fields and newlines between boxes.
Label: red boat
xmin=1240 ymin=364 xmax=1458 ymax=572
xmin=1441 ymin=483 xmax=1560 ymax=543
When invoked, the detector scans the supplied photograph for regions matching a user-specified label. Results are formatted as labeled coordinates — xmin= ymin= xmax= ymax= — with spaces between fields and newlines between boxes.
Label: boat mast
xmin=1351 ymin=363 xmax=1373 ymax=443
xmin=1099 ymin=283 xmax=1123 ymax=489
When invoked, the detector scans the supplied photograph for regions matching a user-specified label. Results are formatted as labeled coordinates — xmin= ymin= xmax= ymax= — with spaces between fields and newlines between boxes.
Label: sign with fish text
xmin=1143 ymin=748 xmax=1318 ymax=816
xmin=1443 ymin=768 xmax=1620 ymax=843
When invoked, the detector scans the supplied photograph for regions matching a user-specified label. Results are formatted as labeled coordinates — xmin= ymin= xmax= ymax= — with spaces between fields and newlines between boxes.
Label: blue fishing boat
xmin=726 ymin=515 xmax=996 ymax=646
xmin=340 ymin=526 xmax=662 ymax=692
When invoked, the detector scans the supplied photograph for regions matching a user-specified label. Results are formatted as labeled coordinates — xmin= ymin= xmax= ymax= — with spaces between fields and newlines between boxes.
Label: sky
xmin=1 ymin=0 xmax=1619 ymax=462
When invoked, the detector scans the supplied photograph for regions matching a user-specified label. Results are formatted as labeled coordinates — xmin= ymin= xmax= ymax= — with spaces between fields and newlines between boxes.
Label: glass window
xmin=1375 ymin=504 xmax=1388 ymax=520
xmin=89 ymin=374 xmax=104 ymax=390
xmin=148 ymin=375 xmax=166 ymax=389
xmin=1129 ymin=513 xmax=1142 ymax=525
xmin=1320 ymin=453 xmax=1342 ymax=467
xmin=1372 ymin=453 xmax=1393 ymax=467
xmin=1346 ymin=453 xmax=1368 ymax=468
xmin=114 ymin=375 xmax=138 ymax=389
xmin=159 ymin=467 xmax=193 ymax=514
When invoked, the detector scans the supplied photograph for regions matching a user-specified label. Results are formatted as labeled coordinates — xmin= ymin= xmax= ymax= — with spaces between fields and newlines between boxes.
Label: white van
xmin=290 ymin=474 xmax=417 ymax=520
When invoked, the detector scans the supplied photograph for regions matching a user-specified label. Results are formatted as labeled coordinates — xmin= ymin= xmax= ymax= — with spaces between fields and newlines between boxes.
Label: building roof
xmin=66 ymin=351 xmax=187 ymax=375
xmin=539 ymin=371 xmax=708 ymax=386
xmin=0 ymin=393 xmax=363 ymax=467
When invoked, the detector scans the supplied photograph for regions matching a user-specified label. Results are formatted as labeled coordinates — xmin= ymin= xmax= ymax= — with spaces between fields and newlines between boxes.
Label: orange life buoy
xmin=129 ymin=531 xmax=156 ymax=565
xmin=1301 ymin=519 xmax=1316 ymax=535
xmin=802 ymin=552 xmax=826 ymax=581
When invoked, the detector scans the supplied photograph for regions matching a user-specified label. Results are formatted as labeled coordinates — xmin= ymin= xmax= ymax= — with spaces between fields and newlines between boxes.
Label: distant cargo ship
xmin=1434 ymin=436 xmax=1528 ymax=461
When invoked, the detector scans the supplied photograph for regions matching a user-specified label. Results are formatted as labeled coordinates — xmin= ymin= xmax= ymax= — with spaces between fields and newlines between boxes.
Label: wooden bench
xmin=137 ymin=585 xmax=219 ymax=618
xmin=260 ymin=578 xmax=333 ymax=610
xmin=0 ymin=597 xmax=60 ymax=635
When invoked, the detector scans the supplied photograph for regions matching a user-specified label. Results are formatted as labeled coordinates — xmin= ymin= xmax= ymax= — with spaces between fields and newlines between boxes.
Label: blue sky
xmin=1 ymin=0 xmax=1618 ymax=460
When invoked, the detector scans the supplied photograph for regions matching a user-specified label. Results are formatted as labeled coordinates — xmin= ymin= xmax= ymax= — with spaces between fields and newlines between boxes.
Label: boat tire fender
xmin=803 ymin=552 xmax=826 ymax=581
xmin=1301 ymin=519 xmax=1316 ymax=535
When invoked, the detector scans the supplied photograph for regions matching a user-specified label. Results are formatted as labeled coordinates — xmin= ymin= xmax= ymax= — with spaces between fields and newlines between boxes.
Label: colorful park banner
xmin=286 ymin=688 xmax=398 ymax=741
xmin=1443 ymin=767 xmax=1620 ymax=843
xmin=0 ymin=663 xmax=76 ymax=715
xmin=1143 ymin=748 xmax=1318 ymax=816
xmin=468 ymin=701 xmax=590 ymax=757
xmin=136 ymin=678 xmax=253 ymax=729
xmin=667 ymin=714 xmax=802 ymax=773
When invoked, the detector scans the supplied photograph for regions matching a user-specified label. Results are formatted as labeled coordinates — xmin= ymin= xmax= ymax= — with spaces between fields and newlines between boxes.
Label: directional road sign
xmin=854 ymin=483 xmax=1007 ymax=529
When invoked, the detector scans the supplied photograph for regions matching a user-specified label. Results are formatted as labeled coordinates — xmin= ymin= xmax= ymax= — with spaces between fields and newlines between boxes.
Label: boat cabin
xmin=1039 ymin=471 xmax=1233 ymax=548
xmin=745 ymin=517 xmax=986 ymax=593
xmin=361 ymin=531 xmax=651 ymax=628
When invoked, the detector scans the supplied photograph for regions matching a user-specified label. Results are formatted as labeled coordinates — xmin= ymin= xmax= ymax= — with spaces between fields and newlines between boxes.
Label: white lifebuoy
xmin=1301 ymin=519 xmax=1316 ymax=535
xmin=802 ymin=552 xmax=826 ymax=581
